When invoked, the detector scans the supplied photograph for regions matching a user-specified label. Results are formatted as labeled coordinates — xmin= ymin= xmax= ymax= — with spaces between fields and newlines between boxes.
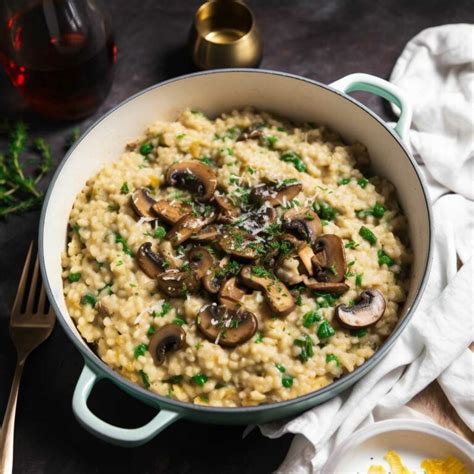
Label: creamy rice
xmin=62 ymin=108 xmax=411 ymax=407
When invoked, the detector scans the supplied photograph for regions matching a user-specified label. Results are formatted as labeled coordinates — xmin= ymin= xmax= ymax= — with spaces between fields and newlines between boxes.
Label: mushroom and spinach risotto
xmin=63 ymin=108 xmax=411 ymax=407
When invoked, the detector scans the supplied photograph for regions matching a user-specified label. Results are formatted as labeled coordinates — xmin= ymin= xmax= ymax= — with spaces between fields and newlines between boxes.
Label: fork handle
xmin=0 ymin=359 xmax=25 ymax=474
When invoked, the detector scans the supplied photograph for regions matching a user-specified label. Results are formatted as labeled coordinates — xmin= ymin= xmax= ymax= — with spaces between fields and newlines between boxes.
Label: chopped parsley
xmin=68 ymin=272 xmax=81 ymax=283
xmin=163 ymin=375 xmax=183 ymax=384
xmin=338 ymin=177 xmax=351 ymax=185
xmin=251 ymin=266 xmax=273 ymax=278
xmin=139 ymin=370 xmax=150 ymax=388
xmin=139 ymin=143 xmax=153 ymax=155
xmin=80 ymin=293 xmax=96 ymax=306
xmin=294 ymin=334 xmax=314 ymax=362
xmin=262 ymin=135 xmax=278 ymax=148
xmin=173 ymin=317 xmax=186 ymax=326
xmin=377 ymin=249 xmax=394 ymax=267
xmin=247 ymin=166 xmax=255 ymax=174
xmin=147 ymin=326 xmax=156 ymax=336
xmin=359 ymin=226 xmax=377 ymax=245
xmin=326 ymin=353 xmax=341 ymax=367
xmin=114 ymin=232 xmax=134 ymax=256
xmin=317 ymin=320 xmax=336 ymax=339
xmin=345 ymin=240 xmax=359 ymax=249
xmin=134 ymin=343 xmax=148 ymax=358
xmin=153 ymin=226 xmax=166 ymax=239
xmin=199 ymin=394 xmax=209 ymax=403
xmin=350 ymin=328 xmax=368 ymax=338
xmin=313 ymin=201 xmax=336 ymax=221
xmin=152 ymin=302 xmax=172 ymax=318
xmin=198 ymin=156 xmax=214 ymax=166
xmin=120 ymin=182 xmax=129 ymax=194
xmin=303 ymin=310 xmax=321 ymax=328
xmin=254 ymin=332 xmax=263 ymax=343
xmin=275 ymin=363 xmax=286 ymax=373
xmin=314 ymin=292 xmax=338 ymax=308
xmin=191 ymin=374 xmax=208 ymax=386
xmin=357 ymin=177 xmax=369 ymax=188
xmin=282 ymin=374 xmax=294 ymax=388
xmin=355 ymin=273 xmax=364 ymax=287
xmin=280 ymin=151 xmax=307 ymax=172
xmin=176 ymin=133 xmax=186 ymax=139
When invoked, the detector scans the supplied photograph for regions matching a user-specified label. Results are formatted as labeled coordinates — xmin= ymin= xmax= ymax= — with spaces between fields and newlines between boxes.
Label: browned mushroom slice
xmin=301 ymin=276 xmax=349 ymax=295
xmin=239 ymin=265 xmax=295 ymax=316
xmin=131 ymin=188 xmax=157 ymax=218
xmin=236 ymin=124 xmax=264 ymax=141
xmin=148 ymin=324 xmax=186 ymax=366
xmin=335 ymin=289 xmax=386 ymax=328
xmin=188 ymin=247 xmax=214 ymax=279
xmin=283 ymin=208 xmax=322 ymax=244
xmin=189 ymin=224 xmax=220 ymax=242
xmin=166 ymin=160 xmax=217 ymax=202
xmin=218 ymin=230 xmax=259 ymax=260
xmin=219 ymin=277 xmax=248 ymax=310
xmin=152 ymin=200 xmax=192 ymax=224
xmin=298 ymin=245 xmax=315 ymax=275
xmin=137 ymin=242 xmax=166 ymax=278
xmin=312 ymin=234 xmax=347 ymax=283
xmin=250 ymin=182 xmax=302 ymax=207
xmin=202 ymin=256 xmax=232 ymax=293
xmin=197 ymin=304 xmax=257 ymax=347
xmin=214 ymin=194 xmax=241 ymax=223
xmin=156 ymin=269 xmax=200 ymax=297
xmin=166 ymin=212 xmax=216 ymax=246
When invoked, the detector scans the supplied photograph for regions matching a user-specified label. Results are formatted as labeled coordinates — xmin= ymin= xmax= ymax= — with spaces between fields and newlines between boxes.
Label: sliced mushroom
xmin=166 ymin=212 xmax=216 ymax=246
xmin=166 ymin=161 xmax=217 ymax=202
xmin=312 ymin=234 xmax=347 ymax=283
xmin=250 ymin=181 xmax=302 ymax=207
xmin=202 ymin=256 xmax=230 ymax=293
xmin=239 ymin=265 xmax=295 ymax=316
xmin=197 ymin=304 xmax=257 ymax=347
xmin=218 ymin=230 xmax=259 ymax=260
xmin=283 ymin=208 xmax=322 ymax=244
xmin=301 ymin=276 xmax=349 ymax=295
xmin=152 ymin=200 xmax=192 ymax=224
xmin=137 ymin=242 xmax=165 ymax=278
xmin=335 ymin=288 xmax=386 ymax=328
xmin=96 ymin=301 xmax=111 ymax=318
xmin=148 ymin=324 xmax=186 ymax=365
xmin=158 ymin=240 xmax=183 ymax=268
xmin=131 ymin=188 xmax=157 ymax=218
xmin=156 ymin=269 xmax=200 ymax=297
xmin=298 ymin=245 xmax=315 ymax=275
xmin=190 ymin=224 xmax=220 ymax=242
xmin=219 ymin=277 xmax=248 ymax=310
xmin=237 ymin=124 xmax=264 ymax=141
xmin=188 ymin=247 xmax=214 ymax=279
xmin=214 ymin=194 xmax=240 ymax=223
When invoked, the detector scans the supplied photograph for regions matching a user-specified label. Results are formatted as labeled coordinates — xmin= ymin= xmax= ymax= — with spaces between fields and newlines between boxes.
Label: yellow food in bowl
xmin=368 ymin=449 xmax=468 ymax=474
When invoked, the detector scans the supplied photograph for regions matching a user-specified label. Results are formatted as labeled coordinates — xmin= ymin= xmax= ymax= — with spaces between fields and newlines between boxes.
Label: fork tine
xmin=11 ymin=241 xmax=34 ymax=315
xmin=37 ymin=283 xmax=47 ymax=315
xmin=25 ymin=255 xmax=40 ymax=314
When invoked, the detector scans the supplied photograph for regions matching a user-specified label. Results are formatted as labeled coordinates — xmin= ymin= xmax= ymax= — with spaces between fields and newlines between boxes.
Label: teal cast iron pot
xmin=39 ymin=70 xmax=433 ymax=447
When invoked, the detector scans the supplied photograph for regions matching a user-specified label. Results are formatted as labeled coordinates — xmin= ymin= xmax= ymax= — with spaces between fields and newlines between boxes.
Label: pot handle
xmin=72 ymin=364 xmax=181 ymax=447
xmin=330 ymin=73 xmax=412 ymax=140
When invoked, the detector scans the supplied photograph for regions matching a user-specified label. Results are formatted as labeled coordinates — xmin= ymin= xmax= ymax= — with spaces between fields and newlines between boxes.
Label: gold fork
xmin=0 ymin=242 xmax=55 ymax=474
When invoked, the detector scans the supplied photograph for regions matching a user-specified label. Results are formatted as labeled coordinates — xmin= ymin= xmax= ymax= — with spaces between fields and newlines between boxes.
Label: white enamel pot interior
xmin=39 ymin=70 xmax=432 ymax=446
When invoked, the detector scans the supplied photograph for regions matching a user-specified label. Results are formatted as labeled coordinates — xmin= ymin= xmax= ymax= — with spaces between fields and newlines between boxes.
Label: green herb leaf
xmin=294 ymin=334 xmax=314 ymax=362
xmin=254 ymin=332 xmax=263 ymax=343
xmin=326 ymin=353 xmax=341 ymax=367
xmin=120 ymin=182 xmax=129 ymax=194
xmin=359 ymin=226 xmax=377 ymax=245
xmin=355 ymin=273 xmax=364 ymax=287
xmin=139 ymin=370 xmax=150 ymax=388
xmin=313 ymin=201 xmax=336 ymax=221
xmin=152 ymin=302 xmax=172 ymax=318
xmin=280 ymin=151 xmax=307 ymax=172
xmin=345 ymin=240 xmax=359 ymax=249
xmin=163 ymin=375 xmax=183 ymax=384
xmin=357 ymin=177 xmax=369 ymax=188
xmin=338 ymin=177 xmax=351 ymax=185
xmin=114 ymin=232 xmax=134 ymax=256
xmin=153 ymin=226 xmax=166 ymax=240
xmin=191 ymin=374 xmax=208 ymax=386
xmin=314 ymin=292 xmax=338 ymax=308
xmin=134 ymin=343 xmax=148 ymax=358
xmin=68 ymin=272 xmax=81 ymax=283
xmin=139 ymin=143 xmax=153 ymax=155
xmin=147 ymin=326 xmax=156 ymax=336
xmin=282 ymin=374 xmax=294 ymax=388
xmin=303 ymin=310 xmax=321 ymax=328
xmin=80 ymin=293 xmax=96 ymax=306
xmin=350 ymin=328 xmax=368 ymax=338
xmin=275 ymin=363 xmax=286 ymax=373
xmin=317 ymin=320 xmax=336 ymax=339
xmin=377 ymin=249 xmax=394 ymax=267
xmin=173 ymin=317 xmax=186 ymax=326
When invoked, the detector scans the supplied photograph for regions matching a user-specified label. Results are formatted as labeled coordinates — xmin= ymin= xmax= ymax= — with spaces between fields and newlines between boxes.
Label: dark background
xmin=1 ymin=1 xmax=472 ymax=473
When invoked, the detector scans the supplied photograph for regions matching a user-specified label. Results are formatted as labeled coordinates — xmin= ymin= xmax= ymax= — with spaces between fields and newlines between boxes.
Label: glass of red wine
xmin=0 ymin=0 xmax=116 ymax=120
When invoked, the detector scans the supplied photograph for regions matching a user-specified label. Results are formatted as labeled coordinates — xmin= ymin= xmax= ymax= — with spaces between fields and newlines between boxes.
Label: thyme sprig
xmin=0 ymin=122 xmax=53 ymax=218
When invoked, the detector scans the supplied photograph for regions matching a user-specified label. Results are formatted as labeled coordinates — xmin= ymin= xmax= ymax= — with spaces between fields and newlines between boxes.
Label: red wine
xmin=1 ymin=0 xmax=116 ymax=119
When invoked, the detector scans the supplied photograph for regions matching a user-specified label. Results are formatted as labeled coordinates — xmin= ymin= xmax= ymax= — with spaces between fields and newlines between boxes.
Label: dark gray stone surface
xmin=0 ymin=1 xmax=472 ymax=473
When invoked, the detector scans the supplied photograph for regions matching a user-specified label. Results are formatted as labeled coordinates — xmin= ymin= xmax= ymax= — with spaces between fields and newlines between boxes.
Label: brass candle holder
xmin=190 ymin=0 xmax=263 ymax=70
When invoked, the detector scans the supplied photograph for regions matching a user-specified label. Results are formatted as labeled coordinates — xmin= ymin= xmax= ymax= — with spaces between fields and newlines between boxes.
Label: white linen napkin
xmin=258 ymin=24 xmax=474 ymax=473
